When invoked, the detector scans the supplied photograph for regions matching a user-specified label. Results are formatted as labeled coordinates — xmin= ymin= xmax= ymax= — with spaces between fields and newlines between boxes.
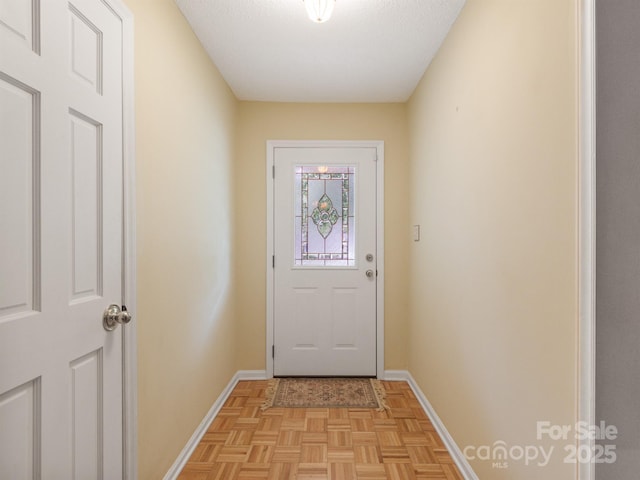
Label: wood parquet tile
xmin=177 ymin=381 xmax=464 ymax=480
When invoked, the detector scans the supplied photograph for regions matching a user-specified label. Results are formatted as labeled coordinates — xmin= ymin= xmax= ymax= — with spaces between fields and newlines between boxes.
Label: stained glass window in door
xmin=294 ymin=165 xmax=355 ymax=267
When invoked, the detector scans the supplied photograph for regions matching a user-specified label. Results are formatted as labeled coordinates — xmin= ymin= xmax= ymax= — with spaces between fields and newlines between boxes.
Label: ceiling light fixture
xmin=304 ymin=0 xmax=335 ymax=23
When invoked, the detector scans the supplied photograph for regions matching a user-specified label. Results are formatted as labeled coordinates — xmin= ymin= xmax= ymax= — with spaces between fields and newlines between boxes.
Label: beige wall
xmin=235 ymin=102 xmax=410 ymax=371
xmin=407 ymin=0 xmax=578 ymax=478
xmin=125 ymin=1 xmax=238 ymax=478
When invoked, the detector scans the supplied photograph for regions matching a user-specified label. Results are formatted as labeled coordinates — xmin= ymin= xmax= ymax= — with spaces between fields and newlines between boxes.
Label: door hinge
xmin=272 ymin=345 xmax=275 ymax=358
xmin=272 ymin=255 xmax=275 ymax=268
xmin=272 ymin=165 xmax=275 ymax=178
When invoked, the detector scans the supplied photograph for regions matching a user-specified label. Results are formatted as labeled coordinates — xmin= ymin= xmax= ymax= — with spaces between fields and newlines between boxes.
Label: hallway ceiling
xmin=175 ymin=0 xmax=466 ymax=103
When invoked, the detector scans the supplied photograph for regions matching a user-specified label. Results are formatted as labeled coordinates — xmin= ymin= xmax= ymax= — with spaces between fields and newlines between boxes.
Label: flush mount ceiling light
xmin=304 ymin=0 xmax=335 ymax=23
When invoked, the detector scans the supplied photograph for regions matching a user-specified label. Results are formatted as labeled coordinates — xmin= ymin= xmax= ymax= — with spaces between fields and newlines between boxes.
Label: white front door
xmin=273 ymin=145 xmax=378 ymax=376
xmin=0 ymin=0 xmax=127 ymax=477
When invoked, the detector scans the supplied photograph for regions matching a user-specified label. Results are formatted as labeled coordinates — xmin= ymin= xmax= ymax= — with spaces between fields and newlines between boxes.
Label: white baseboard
xmin=162 ymin=370 xmax=268 ymax=480
xmin=382 ymin=369 xmax=412 ymax=381
xmin=235 ymin=370 xmax=269 ymax=381
xmin=384 ymin=370 xmax=478 ymax=480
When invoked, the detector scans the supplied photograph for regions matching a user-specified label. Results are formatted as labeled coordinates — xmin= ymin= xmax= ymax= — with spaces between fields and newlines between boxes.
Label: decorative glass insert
xmin=294 ymin=165 xmax=355 ymax=267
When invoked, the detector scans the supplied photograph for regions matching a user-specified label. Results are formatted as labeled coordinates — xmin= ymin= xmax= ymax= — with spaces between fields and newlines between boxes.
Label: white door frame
xmin=98 ymin=1 xmax=137 ymax=479
xmin=578 ymin=0 xmax=596 ymax=479
xmin=266 ymin=140 xmax=384 ymax=378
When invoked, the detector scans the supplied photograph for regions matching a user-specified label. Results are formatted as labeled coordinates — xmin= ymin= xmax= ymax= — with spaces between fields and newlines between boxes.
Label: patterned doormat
xmin=262 ymin=377 xmax=388 ymax=411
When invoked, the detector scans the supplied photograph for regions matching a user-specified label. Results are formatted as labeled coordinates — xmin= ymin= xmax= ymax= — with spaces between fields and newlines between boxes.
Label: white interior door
xmin=273 ymin=146 xmax=377 ymax=376
xmin=0 ymin=0 xmax=127 ymax=477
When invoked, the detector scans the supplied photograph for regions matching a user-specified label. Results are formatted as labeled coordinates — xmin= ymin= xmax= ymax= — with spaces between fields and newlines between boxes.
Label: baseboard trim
xmin=235 ymin=370 xmax=269 ymax=381
xmin=162 ymin=370 xmax=268 ymax=480
xmin=384 ymin=370 xmax=478 ymax=480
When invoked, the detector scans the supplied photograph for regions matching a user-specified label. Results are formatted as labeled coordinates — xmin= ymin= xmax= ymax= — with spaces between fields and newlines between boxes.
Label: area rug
xmin=262 ymin=377 xmax=388 ymax=411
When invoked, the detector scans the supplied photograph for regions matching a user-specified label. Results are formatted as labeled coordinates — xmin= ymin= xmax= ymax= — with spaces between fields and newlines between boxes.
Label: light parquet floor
xmin=177 ymin=380 xmax=464 ymax=480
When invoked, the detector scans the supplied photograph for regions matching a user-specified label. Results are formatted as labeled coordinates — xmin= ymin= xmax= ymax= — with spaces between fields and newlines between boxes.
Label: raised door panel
xmin=0 ymin=379 xmax=41 ymax=480
xmin=0 ymin=75 xmax=40 ymax=320
xmin=291 ymin=288 xmax=320 ymax=350
xmin=69 ymin=111 xmax=102 ymax=303
xmin=331 ymin=288 xmax=357 ymax=350
xmin=69 ymin=4 xmax=102 ymax=93
xmin=70 ymin=349 xmax=103 ymax=480
xmin=0 ymin=0 xmax=40 ymax=53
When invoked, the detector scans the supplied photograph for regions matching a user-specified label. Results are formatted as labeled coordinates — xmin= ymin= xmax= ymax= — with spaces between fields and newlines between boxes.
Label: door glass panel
xmin=294 ymin=165 xmax=356 ymax=267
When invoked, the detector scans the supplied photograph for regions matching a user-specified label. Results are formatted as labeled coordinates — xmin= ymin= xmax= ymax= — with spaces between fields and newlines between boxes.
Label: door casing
xmin=578 ymin=1 xmax=596 ymax=480
xmin=266 ymin=140 xmax=384 ymax=378
xmin=101 ymin=1 xmax=137 ymax=478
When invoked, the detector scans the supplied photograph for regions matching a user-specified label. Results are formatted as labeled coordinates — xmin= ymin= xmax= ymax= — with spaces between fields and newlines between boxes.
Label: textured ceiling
xmin=175 ymin=0 xmax=466 ymax=103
